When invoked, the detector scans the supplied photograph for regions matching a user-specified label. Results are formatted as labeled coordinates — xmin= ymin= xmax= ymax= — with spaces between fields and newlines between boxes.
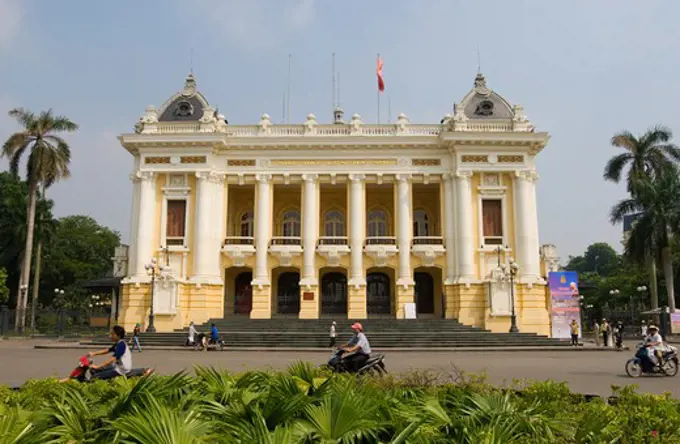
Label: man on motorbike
xmin=340 ymin=323 xmax=372 ymax=372
xmin=646 ymin=325 xmax=664 ymax=365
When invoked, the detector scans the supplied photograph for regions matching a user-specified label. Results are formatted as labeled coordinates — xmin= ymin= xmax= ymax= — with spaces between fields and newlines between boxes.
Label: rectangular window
xmin=166 ymin=200 xmax=186 ymax=246
xmin=482 ymin=199 xmax=503 ymax=245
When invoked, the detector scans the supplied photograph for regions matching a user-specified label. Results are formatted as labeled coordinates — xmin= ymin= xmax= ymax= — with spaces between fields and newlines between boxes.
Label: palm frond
xmin=609 ymin=198 xmax=642 ymax=224
xmin=610 ymin=131 xmax=637 ymax=151
xmin=603 ymin=152 xmax=632 ymax=183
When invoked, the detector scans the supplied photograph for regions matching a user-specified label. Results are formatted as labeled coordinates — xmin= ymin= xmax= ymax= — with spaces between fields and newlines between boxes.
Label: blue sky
xmin=0 ymin=0 xmax=677 ymax=261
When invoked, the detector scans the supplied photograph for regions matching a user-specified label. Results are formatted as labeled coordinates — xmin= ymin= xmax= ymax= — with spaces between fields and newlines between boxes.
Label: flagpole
xmin=377 ymin=53 xmax=380 ymax=124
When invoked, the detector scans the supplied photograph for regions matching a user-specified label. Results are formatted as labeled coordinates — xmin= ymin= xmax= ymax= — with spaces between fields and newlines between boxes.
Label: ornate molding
xmin=255 ymin=174 xmax=271 ymax=183
xmin=455 ymin=170 xmax=473 ymax=180
xmin=227 ymin=159 xmax=255 ymax=167
xmin=461 ymin=155 xmax=488 ymax=163
xmin=302 ymin=173 xmax=319 ymax=183
xmin=270 ymin=159 xmax=397 ymax=167
xmin=498 ymin=155 xmax=524 ymax=163
xmin=396 ymin=173 xmax=411 ymax=183
xmin=144 ymin=156 xmax=170 ymax=164
xmin=412 ymin=158 xmax=441 ymax=166
xmin=133 ymin=170 xmax=155 ymax=182
xmin=181 ymin=156 xmax=206 ymax=164
xmin=349 ymin=173 xmax=366 ymax=182
xmin=515 ymin=169 xmax=539 ymax=183
xmin=196 ymin=171 xmax=225 ymax=184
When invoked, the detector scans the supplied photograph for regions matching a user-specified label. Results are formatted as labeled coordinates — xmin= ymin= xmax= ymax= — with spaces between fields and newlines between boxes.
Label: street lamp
xmin=144 ymin=258 xmax=163 ymax=333
xmin=507 ymin=259 xmax=520 ymax=333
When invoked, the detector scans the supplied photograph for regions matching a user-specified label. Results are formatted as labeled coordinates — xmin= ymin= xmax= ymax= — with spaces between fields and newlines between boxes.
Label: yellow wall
xmin=367 ymin=184 xmax=394 ymax=235
xmin=319 ymin=185 xmax=347 ymax=235
xmin=412 ymin=184 xmax=441 ymax=236
xmin=226 ymin=185 xmax=254 ymax=236
xmin=273 ymin=185 xmax=301 ymax=236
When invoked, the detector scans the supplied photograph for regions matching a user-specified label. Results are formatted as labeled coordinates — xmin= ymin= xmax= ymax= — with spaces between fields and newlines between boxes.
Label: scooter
xmin=194 ymin=333 xmax=226 ymax=351
xmin=65 ymin=355 xmax=151 ymax=382
xmin=625 ymin=343 xmax=679 ymax=377
xmin=325 ymin=349 xmax=387 ymax=376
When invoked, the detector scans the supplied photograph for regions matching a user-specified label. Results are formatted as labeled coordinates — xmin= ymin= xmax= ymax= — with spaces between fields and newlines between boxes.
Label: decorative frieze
xmin=498 ymin=155 xmax=524 ymax=163
xmin=227 ymin=159 xmax=256 ymax=167
xmin=412 ymin=158 xmax=441 ymax=166
xmin=145 ymin=156 xmax=170 ymax=164
xmin=181 ymin=156 xmax=207 ymax=164
xmin=271 ymin=159 xmax=397 ymax=167
xmin=461 ymin=155 xmax=488 ymax=163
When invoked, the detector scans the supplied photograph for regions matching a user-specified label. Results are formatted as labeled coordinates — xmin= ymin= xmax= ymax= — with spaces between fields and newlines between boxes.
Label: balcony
xmin=365 ymin=236 xmax=398 ymax=267
xmin=317 ymin=237 xmax=350 ymax=267
xmin=269 ymin=236 xmax=302 ymax=267
xmin=221 ymin=237 xmax=255 ymax=267
xmin=412 ymin=236 xmax=445 ymax=267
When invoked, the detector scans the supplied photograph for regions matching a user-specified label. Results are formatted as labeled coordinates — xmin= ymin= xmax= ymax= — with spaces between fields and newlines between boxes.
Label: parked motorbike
xmin=66 ymin=355 xmax=151 ymax=382
xmin=325 ymin=349 xmax=387 ymax=376
xmin=625 ymin=343 xmax=679 ymax=377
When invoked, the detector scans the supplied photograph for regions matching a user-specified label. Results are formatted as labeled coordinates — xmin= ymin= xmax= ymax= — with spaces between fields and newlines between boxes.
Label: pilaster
xmin=514 ymin=169 xmax=541 ymax=283
xmin=348 ymin=174 xmax=366 ymax=287
xmin=192 ymin=171 xmax=225 ymax=284
xmin=442 ymin=173 xmax=456 ymax=284
xmin=253 ymin=174 xmax=272 ymax=287
xmin=396 ymin=174 xmax=414 ymax=287
xmin=131 ymin=171 xmax=156 ymax=279
xmin=455 ymin=170 xmax=475 ymax=282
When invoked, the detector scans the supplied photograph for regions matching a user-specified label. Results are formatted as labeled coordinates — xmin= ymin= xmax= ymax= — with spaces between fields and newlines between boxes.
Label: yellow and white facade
xmin=118 ymin=72 xmax=559 ymax=336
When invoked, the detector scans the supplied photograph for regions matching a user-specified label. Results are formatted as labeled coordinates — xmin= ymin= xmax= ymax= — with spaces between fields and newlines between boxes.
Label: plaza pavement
xmin=0 ymin=340 xmax=677 ymax=397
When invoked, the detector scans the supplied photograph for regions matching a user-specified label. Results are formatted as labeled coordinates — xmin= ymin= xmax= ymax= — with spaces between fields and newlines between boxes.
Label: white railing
xmin=465 ymin=122 xmax=513 ymax=132
xmin=318 ymin=237 xmax=349 ymax=246
xmin=412 ymin=236 xmax=444 ymax=246
xmin=365 ymin=236 xmax=397 ymax=246
xmin=223 ymin=236 xmax=255 ymax=246
xmin=270 ymin=236 xmax=302 ymax=246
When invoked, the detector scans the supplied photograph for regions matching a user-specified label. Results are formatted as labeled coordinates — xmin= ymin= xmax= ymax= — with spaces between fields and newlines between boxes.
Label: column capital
xmin=255 ymin=173 xmax=272 ymax=183
xmin=442 ymin=172 xmax=454 ymax=181
xmin=396 ymin=173 xmax=412 ymax=183
xmin=349 ymin=173 xmax=365 ymax=182
xmin=196 ymin=170 xmax=225 ymax=184
xmin=132 ymin=170 xmax=155 ymax=182
xmin=515 ymin=169 xmax=539 ymax=183
xmin=455 ymin=170 xmax=473 ymax=180
xmin=302 ymin=173 xmax=319 ymax=183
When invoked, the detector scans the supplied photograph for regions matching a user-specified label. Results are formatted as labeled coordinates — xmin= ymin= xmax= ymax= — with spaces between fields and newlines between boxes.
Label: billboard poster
xmin=671 ymin=313 xmax=680 ymax=335
xmin=549 ymin=271 xmax=581 ymax=340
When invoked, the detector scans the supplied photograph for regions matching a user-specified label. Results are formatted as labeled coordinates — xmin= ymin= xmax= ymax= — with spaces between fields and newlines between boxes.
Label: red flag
xmin=376 ymin=56 xmax=385 ymax=92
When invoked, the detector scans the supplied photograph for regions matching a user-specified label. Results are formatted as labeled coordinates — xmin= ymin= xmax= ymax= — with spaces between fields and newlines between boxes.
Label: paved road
xmin=0 ymin=341 xmax=675 ymax=397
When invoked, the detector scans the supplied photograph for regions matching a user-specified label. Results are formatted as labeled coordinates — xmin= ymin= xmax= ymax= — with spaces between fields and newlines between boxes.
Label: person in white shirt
xmin=646 ymin=325 xmax=664 ymax=365
xmin=187 ymin=321 xmax=197 ymax=346
xmin=341 ymin=322 xmax=372 ymax=372
xmin=329 ymin=321 xmax=337 ymax=348
xmin=641 ymin=320 xmax=648 ymax=338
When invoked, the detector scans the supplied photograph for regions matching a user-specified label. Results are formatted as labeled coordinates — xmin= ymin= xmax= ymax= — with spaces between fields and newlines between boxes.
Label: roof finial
xmin=190 ymin=47 xmax=194 ymax=75
xmin=476 ymin=45 xmax=481 ymax=74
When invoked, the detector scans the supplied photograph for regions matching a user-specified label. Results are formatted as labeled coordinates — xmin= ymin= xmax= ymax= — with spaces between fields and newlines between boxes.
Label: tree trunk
xmin=662 ymin=246 xmax=676 ymax=312
xmin=647 ymin=254 xmax=659 ymax=309
xmin=15 ymin=180 xmax=38 ymax=332
xmin=29 ymin=185 xmax=45 ymax=331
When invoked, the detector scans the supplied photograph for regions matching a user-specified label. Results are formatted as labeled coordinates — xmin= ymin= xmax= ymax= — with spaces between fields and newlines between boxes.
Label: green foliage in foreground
xmin=1 ymin=364 xmax=679 ymax=443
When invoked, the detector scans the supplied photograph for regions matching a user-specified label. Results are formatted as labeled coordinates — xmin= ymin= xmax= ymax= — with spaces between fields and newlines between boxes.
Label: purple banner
xmin=549 ymin=271 xmax=581 ymax=339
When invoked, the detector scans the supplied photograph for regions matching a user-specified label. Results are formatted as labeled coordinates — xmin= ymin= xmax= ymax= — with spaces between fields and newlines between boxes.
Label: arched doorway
xmin=277 ymin=271 xmax=300 ymax=314
xmin=414 ymin=272 xmax=435 ymax=315
xmin=367 ymin=272 xmax=391 ymax=315
xmin=321 ymin=272 xmax=348 ymax=314
xmin=234 ymin=272 xmax=253 ymax=315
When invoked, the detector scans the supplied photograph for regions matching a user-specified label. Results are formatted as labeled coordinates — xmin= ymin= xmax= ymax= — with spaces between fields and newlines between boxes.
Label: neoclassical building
xmin=118 ymin=72 xmax=560 ymax=335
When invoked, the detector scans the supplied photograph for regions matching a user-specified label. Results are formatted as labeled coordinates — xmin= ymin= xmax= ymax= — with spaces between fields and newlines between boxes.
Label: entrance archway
xmin=277 ymin=271 xmax=300 ymax=314
xmin=414 ymin=271 xmax=435 ymax=315
xmin=321 ymin=271 xmax=348 ymax=315
xmin=367 ymin=272 xmax=391 ymax=315
xmin=234 ymin=271 xmax=253 ymax=315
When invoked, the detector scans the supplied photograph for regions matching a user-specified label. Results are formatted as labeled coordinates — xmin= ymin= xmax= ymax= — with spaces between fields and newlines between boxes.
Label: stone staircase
xmin=83 ymin=318 xmax=568 ymax=348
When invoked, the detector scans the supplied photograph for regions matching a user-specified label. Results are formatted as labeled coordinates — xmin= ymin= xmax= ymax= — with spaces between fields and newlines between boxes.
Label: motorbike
xmin=325 ymin=349 xmax=387 ymax=376
xmin=66 ymin=355 xmax=151 ymax=382
xmin=625 ymin=343 xmax=679 ymax=377
xmin=194 ymin=333 xmax=226 ymax=351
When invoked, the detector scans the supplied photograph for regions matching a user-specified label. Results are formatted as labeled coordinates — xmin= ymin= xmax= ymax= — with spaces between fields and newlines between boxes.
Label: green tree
xmin=40 ymin=215 xmax=120 ymax=307
xmin=1 ymin=108 xmax=78 ymax=331
xmin=0 ymin=268 xmax=9 ymax=306
xmin=611 ymin=168 xmax=680 ymax=311
xmin=565 ymin=242 xmax=620 ymax=277
xmin=0 ymin=172 xmax=54 ymax=307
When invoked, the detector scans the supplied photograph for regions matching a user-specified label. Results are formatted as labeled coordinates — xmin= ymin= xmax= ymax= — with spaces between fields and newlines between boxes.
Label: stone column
xmin=455 ymin=171 xmax=475 ymax=282
xmin=348 ymin=174 xmax=367 ymax=319
xmin=301 ymin=174 xmax=319 ymax=287
xmin=514 ymin=170 xmax=541 ymax=282
xmin=396 ymin=174 xmax=415 ymax=318
xmin=127 ymin=172 xmax=141 ymax=278
xmin=132 ymin=171 xmax=156 ymax=278
xmin=193 ymin=172 xmax=223 ymax=284
xmin=251 ymin=174 xmax=272 ymax=318
xmin=348 ymin=174 xmax=366 ymax=287
xmin=443 ymin=173 xmax=456 ymax=284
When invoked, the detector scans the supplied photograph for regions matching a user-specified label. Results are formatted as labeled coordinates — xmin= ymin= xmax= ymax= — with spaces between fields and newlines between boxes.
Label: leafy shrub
xmin=1 ymin=363 xmax=679 ymax=443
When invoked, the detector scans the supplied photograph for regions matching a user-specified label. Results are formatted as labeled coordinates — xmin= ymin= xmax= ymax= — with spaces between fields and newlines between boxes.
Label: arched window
xmin=324 ymin=210 xmax=345 ymax=237
xmin=282 ymin=210 xmax=301 ymax=237
xmin=413 ymin=209 xmax=429 ymax=237
xmin=240 ymin=211 xmax=254 ymax=237
xmin=367 ymin=209 xmax=388 ymax=237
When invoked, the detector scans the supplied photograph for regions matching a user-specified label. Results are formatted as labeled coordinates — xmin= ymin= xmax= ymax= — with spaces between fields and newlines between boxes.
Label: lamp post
xmin=508 ymin=259 xmax=520 ymax=333
xmin=144 ymin=258 xmax=162 ymax=333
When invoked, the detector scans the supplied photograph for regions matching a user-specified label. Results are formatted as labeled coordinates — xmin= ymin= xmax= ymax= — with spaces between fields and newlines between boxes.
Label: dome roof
xmin=157 ymin=73 xmax=211 ymax=122
xmin=457 ymin=72 xmax=514 ymax=120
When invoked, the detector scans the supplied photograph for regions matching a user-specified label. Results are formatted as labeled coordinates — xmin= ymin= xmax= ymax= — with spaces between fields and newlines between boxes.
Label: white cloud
xmin=181 ymin=0 xmax=315 ymax=49
xmin=0 ymin=0 xmax=23 ymax=51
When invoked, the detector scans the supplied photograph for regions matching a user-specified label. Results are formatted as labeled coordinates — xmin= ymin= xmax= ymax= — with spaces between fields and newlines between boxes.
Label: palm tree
xmin=610 ymin=167 xmax=680 ymax=311
xmin=604 ymin=126 xmax=680 ymax=309
xmin=1 ymin=108 xmax=78 ymax=331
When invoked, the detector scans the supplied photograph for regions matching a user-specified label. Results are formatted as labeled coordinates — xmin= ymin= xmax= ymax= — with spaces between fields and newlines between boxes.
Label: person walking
xmin=641 ymin=320 xmax=648 ymax=339
xmin=593 ymin=321 xmax=600 ymax=346
xmin=129 ymin=323 xmax=142 ymax=353
xmin=569 ymin=320 xmax=579 ymax=346
xmin=600 ymin=319 xmax=609 ymax=348
xmin=187 ymin=321 xmax=197 ymax=346
xmin=329 ymin=321 xmax=337 ymax=348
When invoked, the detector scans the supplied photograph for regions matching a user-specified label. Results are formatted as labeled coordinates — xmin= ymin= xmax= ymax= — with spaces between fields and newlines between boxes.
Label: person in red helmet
xmin=341 ymin=322 xmax=372 ymax=372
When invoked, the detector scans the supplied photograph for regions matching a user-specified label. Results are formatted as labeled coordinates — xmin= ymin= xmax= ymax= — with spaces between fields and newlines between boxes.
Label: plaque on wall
xmin=303 ymin=292 xmax=314 ymax=301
